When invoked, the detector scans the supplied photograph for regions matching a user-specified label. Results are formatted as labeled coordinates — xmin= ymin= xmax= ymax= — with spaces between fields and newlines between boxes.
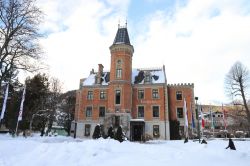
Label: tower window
xmin=116 ymin=69 xmax=122 ymax=78
xmin=176 ymin=91 xmax=182 ymax=100
xmin=115 ymin=90 xmax=121 ymax=105
xmin=117 ymin=59 xmax=121 ymax=65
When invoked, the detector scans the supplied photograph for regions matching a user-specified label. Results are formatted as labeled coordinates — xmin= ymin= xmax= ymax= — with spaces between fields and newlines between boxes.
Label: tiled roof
xmin=113 ymin=27 xmax=131 ymax=45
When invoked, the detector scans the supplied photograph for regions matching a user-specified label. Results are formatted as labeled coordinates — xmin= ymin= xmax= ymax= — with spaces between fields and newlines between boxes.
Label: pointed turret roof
xmin=113 ymin=25 xmax=131 ymax=45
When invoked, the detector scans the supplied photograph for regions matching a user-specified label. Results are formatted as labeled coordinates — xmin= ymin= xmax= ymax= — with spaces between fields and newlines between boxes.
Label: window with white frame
xmin=87 ymin=91 xmax=93 ymax=100
xmin=152 ymin=89 xmax=159 ymax=99
xmin=86 ymin=106 xmax=92 ymax=117
xmin=145 ymin=74 xmax=151 ymax=83
xmin=84 ymin=124 xmax=91 ymax=136
xmin=153 ymin=125 xmax=160 ymax=138
xmin=177 ymin=107 xmax=183 ymax=118
xmin=138 ymin=89 xmax=144 ymax=99
xmin=100 ymin=90 xmax=106 ymax=99
xmin=176 ymin=91 xmax=182 ymax=100
xmin=152 ymin=106 xmax=159 ymax=118
xmin=138 ymin=106 xmax=144 ymax=118
xmin=99 ymin=106 xmax=105 ymax=117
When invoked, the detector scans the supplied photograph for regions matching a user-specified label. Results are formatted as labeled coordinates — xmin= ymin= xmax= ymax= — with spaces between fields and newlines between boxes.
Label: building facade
xmin=73 ymin=25 xmax=195 ymax=140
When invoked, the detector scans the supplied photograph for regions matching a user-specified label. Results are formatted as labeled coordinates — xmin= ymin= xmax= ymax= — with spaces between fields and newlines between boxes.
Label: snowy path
xmin=0 ymin=134 xmax=249 ymax=166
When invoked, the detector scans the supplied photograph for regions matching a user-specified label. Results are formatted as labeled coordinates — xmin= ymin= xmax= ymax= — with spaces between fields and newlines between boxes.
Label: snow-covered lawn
xmin=0 ymin=134 xmax=249 ymax=166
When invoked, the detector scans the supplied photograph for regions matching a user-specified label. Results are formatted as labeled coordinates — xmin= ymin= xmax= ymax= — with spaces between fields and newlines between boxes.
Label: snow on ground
xmin=0 ymin=134 xmax=250 ymax=166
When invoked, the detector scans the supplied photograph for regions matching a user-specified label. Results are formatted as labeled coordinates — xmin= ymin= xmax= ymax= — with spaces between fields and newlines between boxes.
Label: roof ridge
xmin=136 ymin=67 xmax=162 ymax=71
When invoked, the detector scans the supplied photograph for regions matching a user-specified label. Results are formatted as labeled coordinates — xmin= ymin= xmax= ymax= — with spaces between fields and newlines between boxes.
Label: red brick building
xmin=73 ymin=25 xmax=195 ymax=140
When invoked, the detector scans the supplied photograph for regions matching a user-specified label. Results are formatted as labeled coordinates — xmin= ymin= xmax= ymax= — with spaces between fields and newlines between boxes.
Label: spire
xmin=113 ymin=24 xmax=131 ymax=45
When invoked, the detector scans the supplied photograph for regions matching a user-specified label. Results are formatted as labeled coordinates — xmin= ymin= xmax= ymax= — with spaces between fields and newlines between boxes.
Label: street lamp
xmin=195 ymin=97 xmax=201 ymax=143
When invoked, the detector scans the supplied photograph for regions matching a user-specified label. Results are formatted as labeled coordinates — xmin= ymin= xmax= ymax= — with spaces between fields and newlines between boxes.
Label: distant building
xmin=73 ymin=25 xmax=195 ymax=140
xmin=201 ymin=105 xmax=249 ymax=137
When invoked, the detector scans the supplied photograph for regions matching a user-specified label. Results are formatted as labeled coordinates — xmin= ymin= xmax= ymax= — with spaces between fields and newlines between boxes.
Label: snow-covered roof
xmin=132 ymin=67 xmax=166 ymax=84
xmin=82 ymin=67 xmax=166 ymax=86
xmin=130 ymin=119 xmax=145 ymax=122
xmin=82 ymin=72 xmax=110 ymax=86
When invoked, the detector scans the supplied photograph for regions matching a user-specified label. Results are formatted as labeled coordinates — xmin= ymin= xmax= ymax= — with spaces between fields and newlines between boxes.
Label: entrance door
xmin=133 ymin=125 xmax=143 ymax=141
xmin=130 ymin=121 xmax=145 ymax=141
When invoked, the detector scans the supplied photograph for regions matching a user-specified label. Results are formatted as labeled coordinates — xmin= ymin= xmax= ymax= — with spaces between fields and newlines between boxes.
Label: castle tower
xmin=108 ymin=24 xmax=134 ymax=116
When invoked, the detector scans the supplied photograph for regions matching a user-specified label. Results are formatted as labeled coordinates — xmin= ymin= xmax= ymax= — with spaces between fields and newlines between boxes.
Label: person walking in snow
xmin=201 ymin=139 xmax=207 ymax=144
xmin=225 ymin=138 xmax=236 ymax=150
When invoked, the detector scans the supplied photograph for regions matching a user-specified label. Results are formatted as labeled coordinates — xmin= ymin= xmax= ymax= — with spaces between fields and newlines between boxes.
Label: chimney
xmin=98 ymin=64 xmax=104 ymax=75
xmin=96 ymin=64 xmax=104 ymax=84
xmin=90 ymin=69 xmax=94 ymax=74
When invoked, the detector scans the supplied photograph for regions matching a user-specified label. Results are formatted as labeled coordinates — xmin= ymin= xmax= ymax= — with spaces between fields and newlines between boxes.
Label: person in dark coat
xmin=201 ymin=139 xmax=207 ymax=144
xmin=184 ymin=137 xmax=188 ymax=143
xmin=226 ymin=138 xmax=236 ymax=150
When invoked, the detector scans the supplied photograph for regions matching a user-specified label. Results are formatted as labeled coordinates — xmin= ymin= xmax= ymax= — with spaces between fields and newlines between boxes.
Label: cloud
xmin=36 ymin=0 xmax=250 ymax=105
xmin=37 ymin=0 xmax=130 ymax=91
xmin=132 ymin=0 xmax=250 ymax=104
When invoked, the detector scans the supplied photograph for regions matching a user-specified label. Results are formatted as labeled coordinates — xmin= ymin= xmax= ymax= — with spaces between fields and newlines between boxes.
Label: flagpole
xmin=15 ymin=120 xmax=19 ymax=136
xmin=195 ymin=97 xmax=200 ymax=143
xmin=222 ymin=103 xmax=227 ymax=138
xmin=201 ymin=106 xmax=203 ymax=139
xmin=190 ymin=103 xmax=193 ymax=138
xmin=211 ymin=109 xmax=215 ymax=137
xmin=222 ymin=103 xmax=227 ymax=130
xmin=184 ymin=98 xmax=189 ymax=140
xmin=200 ymin=105 xmax=205 ymax=140
xmin=0 ymin=84 xmax=9 ymax=129
xmin=15 ymin=85 xmax=26 ymax=136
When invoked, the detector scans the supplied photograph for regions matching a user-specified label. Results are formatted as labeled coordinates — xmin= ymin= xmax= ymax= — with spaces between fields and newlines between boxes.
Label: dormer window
xmin=144 ymin=72 xmax=151 ymax=83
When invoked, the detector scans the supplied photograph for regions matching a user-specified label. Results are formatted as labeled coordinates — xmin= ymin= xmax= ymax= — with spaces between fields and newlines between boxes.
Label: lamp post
xmin=195 ymin=97 xmax=201 ymax=143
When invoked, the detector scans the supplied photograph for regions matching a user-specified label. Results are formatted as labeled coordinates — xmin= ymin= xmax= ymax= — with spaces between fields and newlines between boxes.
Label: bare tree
xmin=44 ymin=77 xmax=62 ymax=135
xmin=48 ymin=77 xmax=62 ymax=112
xmin=59 ymin=90 xmax=76 ymax=136
xmin=0 ymin=0 xmax=43 ymax=88
xmin=225 ymin=61 xmax=250 ymax=125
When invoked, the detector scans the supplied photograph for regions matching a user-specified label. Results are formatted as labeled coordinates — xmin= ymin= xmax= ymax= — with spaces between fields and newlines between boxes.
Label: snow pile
xmin=0 ymin=134 xmax=249 ymax=166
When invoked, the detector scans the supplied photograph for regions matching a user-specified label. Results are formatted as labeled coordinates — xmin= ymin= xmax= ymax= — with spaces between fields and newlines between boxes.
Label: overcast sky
xmin=35 ymin=0 xmax=250 ymax=105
